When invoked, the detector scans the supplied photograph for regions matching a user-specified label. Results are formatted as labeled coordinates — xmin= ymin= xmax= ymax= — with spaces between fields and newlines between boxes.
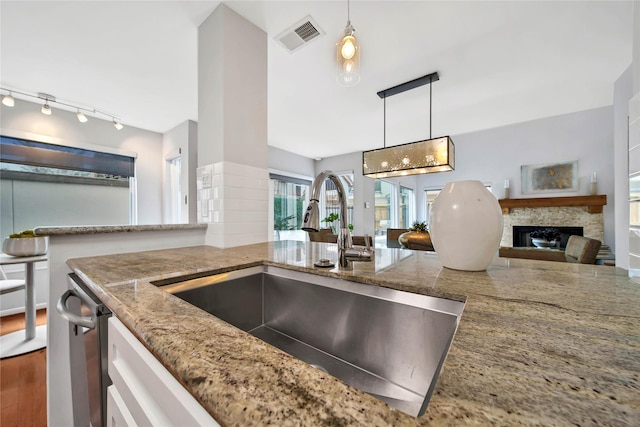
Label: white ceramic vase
xmin=429 ymin=180 xmax=503 ymax=271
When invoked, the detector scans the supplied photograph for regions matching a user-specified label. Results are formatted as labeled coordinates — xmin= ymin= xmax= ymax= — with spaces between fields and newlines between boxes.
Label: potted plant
xmin=398 ymin=221 xmax=434 ymax=251
xmin=3 ymin=229 xmax=49 ymax=257
xmin=321 ymin=213 xmax=354 ymax=234
xmin=529 ymin=228 xmax=561 ymax=248
xmin=274 ymin=214 xmax=295 ymax=240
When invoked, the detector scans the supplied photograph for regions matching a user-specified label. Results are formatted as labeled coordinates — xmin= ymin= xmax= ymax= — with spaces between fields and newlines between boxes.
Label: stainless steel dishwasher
xmin=57 ymin=273 xmax=112 ymax=427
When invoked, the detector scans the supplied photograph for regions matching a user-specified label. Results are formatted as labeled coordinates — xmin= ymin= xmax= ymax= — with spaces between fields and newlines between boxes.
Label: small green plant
xmin=274 ymin=214 xmax=295 ymax=231
xmin=321 ymin=213 xmax=354 ymax=234
xmin=408 ymin=221 xmax=428 ymax=232
xmin=9 ymin=229 xmax=38 ymax=238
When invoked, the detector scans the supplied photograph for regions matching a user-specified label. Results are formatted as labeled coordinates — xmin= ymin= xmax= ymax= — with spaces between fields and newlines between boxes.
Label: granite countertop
xmin=34 ymin=223 xmax=207 ymax=236
xmin=66 ymin=241 xmax=640 ymax=426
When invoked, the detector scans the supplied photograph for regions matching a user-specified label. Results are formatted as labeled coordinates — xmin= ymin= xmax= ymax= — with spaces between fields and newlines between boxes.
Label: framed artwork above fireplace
xmin=521 ymin=160 xmax=578 ymax=194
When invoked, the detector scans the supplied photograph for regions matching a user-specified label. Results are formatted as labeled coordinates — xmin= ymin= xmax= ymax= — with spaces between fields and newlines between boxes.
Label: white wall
xmin=0 ymin=99 xmax=164 ymax=224
xmin=269 ymin=146 xmax=315 ymax=177
xmin=318 ymin=106 xmax=617 ymax=249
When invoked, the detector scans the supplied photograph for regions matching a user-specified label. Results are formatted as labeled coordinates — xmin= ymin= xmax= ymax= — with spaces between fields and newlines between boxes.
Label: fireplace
xmin=513 ymin=226 xmax=584 ymax=249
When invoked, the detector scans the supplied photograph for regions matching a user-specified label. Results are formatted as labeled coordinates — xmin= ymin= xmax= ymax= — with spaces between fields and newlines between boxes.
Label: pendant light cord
xmin=383 ymin=95 xmax=386 ymax=148
xmin=429 ymin=74 xmax=432 ymax=139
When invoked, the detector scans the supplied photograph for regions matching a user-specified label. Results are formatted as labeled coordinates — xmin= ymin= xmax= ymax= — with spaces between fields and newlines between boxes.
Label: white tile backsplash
xmin=199 ymin=161 xmax=269 ymax=247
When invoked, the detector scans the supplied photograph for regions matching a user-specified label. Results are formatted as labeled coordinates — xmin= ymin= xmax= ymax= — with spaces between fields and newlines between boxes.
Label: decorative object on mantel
xmin=590 ymin=172 xmax=598 ymax=196
xmin=521 ymin=160 xmax=578 ymax=194
xmin=2 ymin=230 xmax=49 ymax=257
xmin=504 ymin=179 xmax=510 ymax=199
xmin=398 ymin=221 xmax=434 ymax=251
xmin=430 ymin=180 xmax=503 ymax=271
xmin=529 ymin=228 xmax=561 ymax=248
xmin=498 ymin=195 xmax=607 ymax=214
xmin=362 ymin=72 xmax=455 ymax=178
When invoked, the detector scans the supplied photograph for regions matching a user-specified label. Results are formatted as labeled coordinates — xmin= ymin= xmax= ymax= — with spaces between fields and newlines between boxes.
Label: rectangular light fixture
xmin=364 ymin=72 xmax=455 ymax=178
xmin=363 ymin=136 xmax=455 ymax=178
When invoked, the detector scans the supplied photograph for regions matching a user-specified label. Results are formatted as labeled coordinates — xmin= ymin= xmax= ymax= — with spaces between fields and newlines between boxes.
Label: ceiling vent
xmin=275 ymin=16 xmax=324 ymax=53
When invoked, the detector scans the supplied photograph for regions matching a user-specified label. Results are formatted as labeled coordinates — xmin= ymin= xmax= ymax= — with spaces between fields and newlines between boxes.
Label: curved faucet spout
xmin=302 ymin=170 xmax=353 ymax=267
xmin=302 ymin=170 xmax=349 ymax=235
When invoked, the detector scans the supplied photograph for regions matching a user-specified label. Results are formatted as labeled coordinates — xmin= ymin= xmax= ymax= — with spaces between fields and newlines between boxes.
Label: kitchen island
xmin=65 ymin=241 xmax=639 ymax=426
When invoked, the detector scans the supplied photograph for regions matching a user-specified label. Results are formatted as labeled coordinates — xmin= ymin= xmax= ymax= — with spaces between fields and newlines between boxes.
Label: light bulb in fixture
xmin=340 ymin=35 xmax=356 ymax=59
xmin=41 ymin=102 xmax=52 ymax=115
xmin=76 ymin=110 xmax=88 ymax=123
xmin=113 ymin=119 xmax=123 ymax=130
xmin=2 ymin=92 xmax=15 ymax=107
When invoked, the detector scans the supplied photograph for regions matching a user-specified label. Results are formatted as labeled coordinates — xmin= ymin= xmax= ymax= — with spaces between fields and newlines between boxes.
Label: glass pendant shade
xmin=363 ymin=136 xmax=455 ymax=178
xmin=336 ymin=26 xmax=360 ymax=87
xmin=41 ymin=103 xmax=51 ymax=115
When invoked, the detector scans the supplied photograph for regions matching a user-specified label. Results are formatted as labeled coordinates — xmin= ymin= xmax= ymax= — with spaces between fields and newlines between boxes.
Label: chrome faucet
xmin=302 ymin=170 xmax=371 ymax=268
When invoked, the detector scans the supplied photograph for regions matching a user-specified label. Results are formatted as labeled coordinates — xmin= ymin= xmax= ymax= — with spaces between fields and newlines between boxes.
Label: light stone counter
xmin=66 ymin=241 xmax=640 ymax=426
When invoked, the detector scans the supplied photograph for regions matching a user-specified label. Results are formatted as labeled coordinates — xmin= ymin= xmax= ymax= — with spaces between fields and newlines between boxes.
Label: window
xmin=374 ymin=180 xmax=396 ymax=236
xmin=0 ymin=135 xmax=136 ymax=235
xmin=271 ymin=173 xmax=310 ymax=242
xmin=399 ymin=186 xmax=414 ymax=229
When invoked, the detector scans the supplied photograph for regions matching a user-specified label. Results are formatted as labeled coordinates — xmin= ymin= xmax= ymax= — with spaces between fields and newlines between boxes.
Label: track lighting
xmin=1 ymin=86 xmax=124 ymax=130
xmin=76 ymin=109 xmax=88 ymax=123
xmin=2 ymin=92 xmax=15 ymax=107
xmin=41 ymin=102 xmax=52 ymax=115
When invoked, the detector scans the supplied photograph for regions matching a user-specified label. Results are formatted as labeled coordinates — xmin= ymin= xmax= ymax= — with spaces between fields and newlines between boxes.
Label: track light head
xmin=41 ymin=102 xmax=52 ymax=115
xmin=76 ymin=110 xmax=88 ymax=123
xmin=2 ymin=92 xmax=15 ymax=107
xmin=113 ymin=119 xmax=123 ymax=130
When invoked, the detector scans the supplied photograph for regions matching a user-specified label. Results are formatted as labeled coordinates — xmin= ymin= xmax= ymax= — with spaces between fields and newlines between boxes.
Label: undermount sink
xmin=157 ymin=266 xmax=465 ymax=417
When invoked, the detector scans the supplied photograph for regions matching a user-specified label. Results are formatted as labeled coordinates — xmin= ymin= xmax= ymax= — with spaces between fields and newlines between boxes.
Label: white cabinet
xmin=107 ymin=317 xmax=220 ymax=427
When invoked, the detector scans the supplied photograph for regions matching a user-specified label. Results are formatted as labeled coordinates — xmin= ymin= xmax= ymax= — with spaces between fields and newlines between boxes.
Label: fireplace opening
xmin=513 ymin=226 xmax=584 ymax=249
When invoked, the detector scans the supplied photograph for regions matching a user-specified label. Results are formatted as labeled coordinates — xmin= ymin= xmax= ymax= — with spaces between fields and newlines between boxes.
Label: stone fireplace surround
xmin=500 ymin=206 xmax=604 ymax=248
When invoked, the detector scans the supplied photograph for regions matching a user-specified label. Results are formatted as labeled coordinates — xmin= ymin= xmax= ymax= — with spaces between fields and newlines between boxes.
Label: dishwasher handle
xmin=57 ymin=289 xmax=97 ymax=329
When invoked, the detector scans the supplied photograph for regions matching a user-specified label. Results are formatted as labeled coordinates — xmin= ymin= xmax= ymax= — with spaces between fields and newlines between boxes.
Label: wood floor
xmin=0 ymin=309 xmax=47 ymax=427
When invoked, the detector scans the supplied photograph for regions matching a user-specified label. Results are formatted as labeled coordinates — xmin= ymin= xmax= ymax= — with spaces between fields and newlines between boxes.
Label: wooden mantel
xmin=498 ymin=195 xmax=607 ymax=214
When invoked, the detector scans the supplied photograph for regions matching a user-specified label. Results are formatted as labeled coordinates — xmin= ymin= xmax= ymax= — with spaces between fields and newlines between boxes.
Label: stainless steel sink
xmin=158 ymin=265 xmax=464 ymax=417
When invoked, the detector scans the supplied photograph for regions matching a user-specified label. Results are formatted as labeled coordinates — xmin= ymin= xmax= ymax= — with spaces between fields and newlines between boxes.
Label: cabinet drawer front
xmin=108 ymin=317 xmax=219 ymax=427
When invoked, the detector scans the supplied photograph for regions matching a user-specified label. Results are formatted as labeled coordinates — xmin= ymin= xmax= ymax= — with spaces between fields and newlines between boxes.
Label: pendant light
xmin=363 ymin=72 xmax=455 ymax=178
xmin=336 ymin=0 xmax=360 ymax=86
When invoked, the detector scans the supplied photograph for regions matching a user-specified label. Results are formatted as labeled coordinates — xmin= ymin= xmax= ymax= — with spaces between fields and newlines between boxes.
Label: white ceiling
xmin=0 ymin=1 xmax=634 ymax=160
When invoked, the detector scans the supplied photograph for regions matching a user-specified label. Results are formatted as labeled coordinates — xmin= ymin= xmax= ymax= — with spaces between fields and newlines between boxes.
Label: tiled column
xmin=197 ymin=4 xmax=268 ymax=248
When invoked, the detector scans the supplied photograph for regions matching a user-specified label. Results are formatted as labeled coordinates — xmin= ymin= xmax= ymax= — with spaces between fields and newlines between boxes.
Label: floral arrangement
xmin=529 ymin=228 xmax=560 ymax=241
xmin=408 ymin=221 xmax=429 ymax=232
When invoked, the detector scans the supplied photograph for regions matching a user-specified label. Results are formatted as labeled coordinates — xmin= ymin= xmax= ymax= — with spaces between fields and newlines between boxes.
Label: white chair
xmin=0 ymin=265 xmax=25 ymax=295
